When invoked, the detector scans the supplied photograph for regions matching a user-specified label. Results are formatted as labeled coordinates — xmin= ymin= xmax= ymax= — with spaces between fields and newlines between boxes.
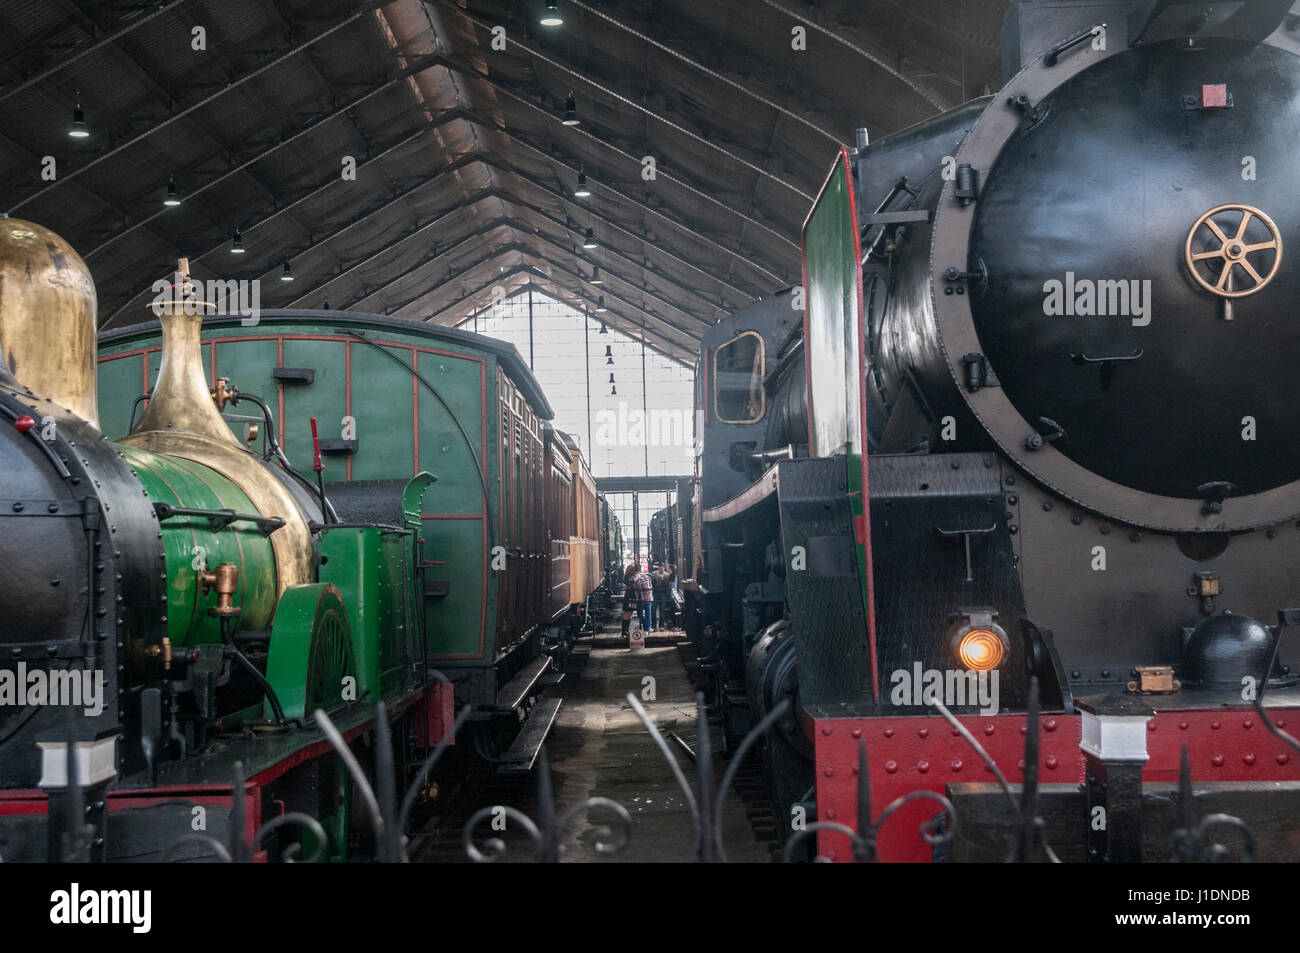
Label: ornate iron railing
xmin=28 ymin=657 xmax=1296 ymax=864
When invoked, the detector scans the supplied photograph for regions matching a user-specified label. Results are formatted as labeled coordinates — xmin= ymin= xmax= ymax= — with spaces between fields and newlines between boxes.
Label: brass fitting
xmin=1127 ymin=665 xmax=1180 ymax=694
xmin=200 ymin=562 xmax=241 ymax=617
xmin=134 ymin=636 xmax=174 ymax=672
xmin=210 ymin=377 xmax=235 ymax=411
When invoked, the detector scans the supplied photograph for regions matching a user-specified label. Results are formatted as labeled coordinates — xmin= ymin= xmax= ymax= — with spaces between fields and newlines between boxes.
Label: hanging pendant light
xmin=539 ymin=2 xmax=563 ymax=27
xmin=596 ymin=295 xmax=607 ymax=312
xmin=68 ymin=100 xmax=89 ymax=138
xmin=230 ymin=228 xmax=245 ymax=254
xmin=583 ymin=227 xmax=596 ymax=249
xmin=561 ymin=94 xmax=579 ymax=126
xmin=598 ymin=320 xmax=608 ymax=334
xmin=280 ymin=259 xmax=294 ymax=282
xmin=604 ymin=344 xmax=613 ymax=365
xmin=163 ymin=176 xmax=181 ymax=206
xmin=589 ymin=266 xmax=603 ymax=285
xmin=574 ymin=167 xmax=591 ymax=198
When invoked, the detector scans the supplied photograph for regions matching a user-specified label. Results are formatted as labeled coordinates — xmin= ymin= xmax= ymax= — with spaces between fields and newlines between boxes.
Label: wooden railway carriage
xmin=97 ymin=310 xmax=595 ymax=764
xmin=564 ymin=431 xmax=601 ymax=609
xmin=543 ymin=428 xmax=600 ymax=622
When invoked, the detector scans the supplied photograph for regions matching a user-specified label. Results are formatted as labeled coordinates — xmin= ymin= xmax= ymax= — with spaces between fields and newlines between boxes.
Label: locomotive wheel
xmin=1185 ymin=203 xmax=1283 ymax=298
xmin=264 ymin=583 xmax=357 ymax=721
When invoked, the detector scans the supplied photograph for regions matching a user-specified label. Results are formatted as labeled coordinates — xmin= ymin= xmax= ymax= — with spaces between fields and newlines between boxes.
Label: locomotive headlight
xmin=957 ymin=629 xmax=1005 ymax=671
xmin=947 ymin=609 xmax=1010 ymax=672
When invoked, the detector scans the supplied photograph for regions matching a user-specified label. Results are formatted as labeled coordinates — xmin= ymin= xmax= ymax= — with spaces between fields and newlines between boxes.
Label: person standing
xmin=652 ymin=563 xmax=672 ymax=631
xmin=634 ymin=565 xmax=654 ymax=634
xmin=621 ymin=563 xmax=639 ymax=637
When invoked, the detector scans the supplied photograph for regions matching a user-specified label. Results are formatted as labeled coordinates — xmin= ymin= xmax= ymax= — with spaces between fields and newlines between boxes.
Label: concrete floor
xmin=417 ymin=639 xmax=772 ymax=863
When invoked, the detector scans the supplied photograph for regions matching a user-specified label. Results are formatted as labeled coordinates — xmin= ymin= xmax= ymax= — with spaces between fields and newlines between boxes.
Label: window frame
xmin=712 ymin=330 xmax=766 ymax=425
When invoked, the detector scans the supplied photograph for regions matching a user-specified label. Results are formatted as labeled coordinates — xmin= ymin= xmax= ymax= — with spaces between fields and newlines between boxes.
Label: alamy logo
xmin=151 ymin=272 xmax=262 ymax=326
xmin=1042 ymin=272 xmax=1151 ymax=326
xmin=889 ymin=663 xmax=999 ymax=716
xmin=594 ymin=401 xmax=692 ymax=458
xmin=50 ymin=883 xmax=151 ymax=933
xmin=0 ymin=664 xmax=104 ymax=716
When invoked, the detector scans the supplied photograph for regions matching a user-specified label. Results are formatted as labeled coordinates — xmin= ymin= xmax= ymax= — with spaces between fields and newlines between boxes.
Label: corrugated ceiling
xmin=0 ymin=0 xmax=1007 ymax=364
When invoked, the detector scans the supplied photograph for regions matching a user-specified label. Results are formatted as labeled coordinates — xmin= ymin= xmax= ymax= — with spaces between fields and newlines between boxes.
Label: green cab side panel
xmin=317 ymin=525 xmax=415 ymax=701
xmin=802 ymin=149 xmax=875 ymax=663
xmin=96 ymin=314 xmax=516 ymax=665
xmin=803 ymin=149 xmax=863 ymax=461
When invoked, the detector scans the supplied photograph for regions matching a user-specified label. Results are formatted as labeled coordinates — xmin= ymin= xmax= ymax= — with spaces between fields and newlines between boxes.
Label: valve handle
xmin=309 ymin=416 xmax=324 ymax=473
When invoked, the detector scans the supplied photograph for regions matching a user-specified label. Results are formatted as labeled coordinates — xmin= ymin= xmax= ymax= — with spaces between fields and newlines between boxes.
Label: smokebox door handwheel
xmin=1184 ymin=203 xmax=1283 ymax=299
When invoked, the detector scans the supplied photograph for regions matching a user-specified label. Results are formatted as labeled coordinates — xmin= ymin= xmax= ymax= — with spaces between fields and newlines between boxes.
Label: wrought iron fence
xmin=25 ymin=652 xmax=1300 ymax=864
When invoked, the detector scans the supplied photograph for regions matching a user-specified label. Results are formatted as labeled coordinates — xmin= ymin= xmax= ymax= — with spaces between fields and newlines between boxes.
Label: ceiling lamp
xmin=561 ymin=94 xmax=579 ymax=126
xmin=540 ymin=2 xmax=563 ymax=27
xmin=583 ymin=228 xmax=596 ymax=250
xmin=230 ymin=228 xmax=245 ymax=254
xmin=604 ymin=344 xmax=613 ymax=365
xmin=68 ymin=101 xmax=89 ymax=139
xmin=574 ymin=167 xmax=591 ymax=198
xmin=281 ymin=260 xmax=294 ymax=282
xmin=163 ymin=176 xmax=181 ymax=206
xmin=598 ymin=319 xmax=608 ymax=333
xmin=596 ymin=295 xmax=607 ymax=312
xmin=589 ymin=266 xmax=603 ymax=285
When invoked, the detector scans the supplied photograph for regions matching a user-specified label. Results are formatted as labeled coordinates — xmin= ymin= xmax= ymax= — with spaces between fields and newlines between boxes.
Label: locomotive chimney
xmin=129 ymin=258 xmax=239 ymax=446
xmin=0 ymin=217 xmax=100 ymax=428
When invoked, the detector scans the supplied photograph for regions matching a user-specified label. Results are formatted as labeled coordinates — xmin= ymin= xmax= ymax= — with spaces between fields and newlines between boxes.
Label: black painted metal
xmin=0 ymin=377 xmax=165 ymax=791
xmin=776 ymin=457 xmax=873 ymax=708
xmin=868 ymin=452 xmax=1034 ymax=713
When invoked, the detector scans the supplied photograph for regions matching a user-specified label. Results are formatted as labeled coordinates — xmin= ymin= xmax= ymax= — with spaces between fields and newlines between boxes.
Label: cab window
xmin=713 ymin=331 xmax=765 ymax=424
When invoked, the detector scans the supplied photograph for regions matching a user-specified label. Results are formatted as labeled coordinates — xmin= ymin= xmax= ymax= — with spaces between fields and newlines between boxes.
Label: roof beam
xmin=263 ymin=165 xmax=731 ymax=335
xmin=78 ymin=52 xmax=446 ymax=258
xmin=8 ymin=1 xmax=395 ymax=213
xmin=95 ymin=118 xmax=477 ymax=326
xmin=490 ymin=188 xmax=724 ymax=323
xmin=430 ymin=54 xmax=802 ymax=258
xmin=0 ymin=0 xmax=189 ymax=103
xmin=502 ymin=221 xmax=714 ymax=332
xmin=418 ymin=246 xmax=700 ymax=352
xmin=420 ymin=264 xmax=695 ymax=365
xmin=451 ymin=104 xmax=793 ymax=289
xmin=313 ymin=223 xmax=523 ymax=309
xmin=429 ymin=0 xmax=812 ymax=200
xmin=473 ymin=157 xmax=752 ymax=308
xmin=283 ymin=207 xmax=512 ymax=307
xmin=412 ymin=245 xmax=699 ymax=347
xmin=382 ymin=222 xmax=710 ymax=341
xmin=757 ymin=0 xmax=952 ymax=111
xmin=564 ymin=0 xmax=842 ymax=145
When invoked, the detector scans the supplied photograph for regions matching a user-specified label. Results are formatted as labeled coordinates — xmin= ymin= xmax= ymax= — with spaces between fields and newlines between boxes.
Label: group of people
xmin=621 ymin=561 xmax=677 ymax=635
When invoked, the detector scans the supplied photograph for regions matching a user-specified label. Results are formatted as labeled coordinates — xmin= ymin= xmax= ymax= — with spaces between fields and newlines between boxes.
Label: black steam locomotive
xmin=679 ymin=0 xmax=1300 ymax=861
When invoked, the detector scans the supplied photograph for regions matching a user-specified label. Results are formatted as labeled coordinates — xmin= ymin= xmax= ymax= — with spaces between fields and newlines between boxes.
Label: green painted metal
xmin=121 ymin=445 xmax=278 ymax=646
xmin=97 ymin=314 xmax=548 ymax=667
xmin=803 ymin=151 xmax=874 ymax=649
xmin=263 ymin=583 xmax=356 ymax=720
xmin=803 ymin=154 xmax=863 ymax=461
xmin=317 ymin=526 xmax=413 ymax=701
xmin=402 ymin=471 xmax=437 ymax=528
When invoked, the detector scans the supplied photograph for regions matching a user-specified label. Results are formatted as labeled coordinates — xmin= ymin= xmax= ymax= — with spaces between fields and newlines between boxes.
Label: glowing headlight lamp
xmin=947 ymin=609 xmax=1010 ymax=672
